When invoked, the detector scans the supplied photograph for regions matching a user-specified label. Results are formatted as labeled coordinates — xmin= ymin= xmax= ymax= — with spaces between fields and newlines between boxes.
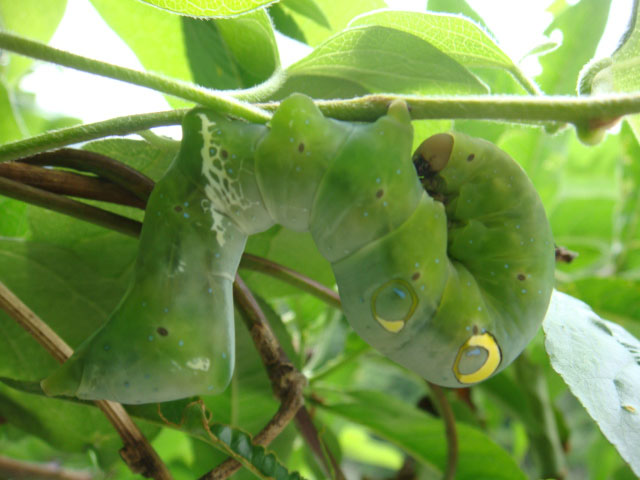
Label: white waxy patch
xmin=198 ymin=114 xmax=255 ymax=245
xmin=186 ymin=357 xmax=211 ymax=372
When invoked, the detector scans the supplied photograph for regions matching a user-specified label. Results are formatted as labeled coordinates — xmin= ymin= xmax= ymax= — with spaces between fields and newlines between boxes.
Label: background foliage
xmin=0 ymin=0 xmax=639 ymax=479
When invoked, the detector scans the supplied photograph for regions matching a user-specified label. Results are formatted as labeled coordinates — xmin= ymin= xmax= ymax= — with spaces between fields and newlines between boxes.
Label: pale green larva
xmin=42 ymin=94 xmax=555 ymax=403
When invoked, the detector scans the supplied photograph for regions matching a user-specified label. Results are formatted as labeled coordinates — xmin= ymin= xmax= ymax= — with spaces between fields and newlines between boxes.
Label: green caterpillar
xmin=42 ymin=94 xmax=555 ymax=404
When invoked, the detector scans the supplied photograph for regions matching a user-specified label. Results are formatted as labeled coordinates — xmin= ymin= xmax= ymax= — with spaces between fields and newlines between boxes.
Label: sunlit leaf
xmin=543 ymin=291 xmax=640 ymax=477
xmin=349 ymin=10 xmax=535 ymax=93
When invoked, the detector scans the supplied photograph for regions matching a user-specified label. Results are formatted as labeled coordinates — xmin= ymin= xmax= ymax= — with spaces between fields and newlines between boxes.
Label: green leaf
xmin=0 ymin=81 xmax=23 ymax=143
xmin=543 ymin=290 xmax=640 ymax=477
xmin=559 ymin=278 xmax=640 ymax=333
xmin=537 ymin=0 xmax=612 ymax=94
xmin=314 ymin=389 xmax=527 ymax=480
xmin=288 ymin=25 xmax=488 ymax=95
xmin=284 ymin=0 xmax=386 ymax=46
xmin=182 ymin=11 xmax=279 ymax=90
xmin=139 ymin=0 xmax=277 ymax=17
xmin=281 ymin=0 xmax=330 ymax=28
xmin=348 ymin=10 xmax=536 ymax=93
xmin=426 ymin=0 xmax=490 ymax=32
xmin=268 ymin=4 xmax=308 ymax=44
xmin=269 ymin=74 xmax=370 ymax=100
xmin=0 ymin=0 xmax=67 ymax=84
xmin=0 ymin=383 xmax=155 ymax=468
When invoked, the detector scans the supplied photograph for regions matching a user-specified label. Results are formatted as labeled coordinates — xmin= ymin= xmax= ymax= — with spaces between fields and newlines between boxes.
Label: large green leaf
xmin=287 ymin=25 xmax=488 ymax=95
xmin=315 ymin=389 xmax=527 ymax=480
xmin=543 ymin=291 xmax=640 ymax=477
xmin=90 ymin=1 xmax=278 ymax=105
xmin=348 ymin=10 xmax=535 ymax=93
xmin=0 ymin=0 xmax=67 ymax=84
xmin=139 ymin=0 xmax=277 ymax=17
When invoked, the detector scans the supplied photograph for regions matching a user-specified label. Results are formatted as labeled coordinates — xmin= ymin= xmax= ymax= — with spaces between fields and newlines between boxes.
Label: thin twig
xmin=0 ymin=162 xmax=145 ymax=208
xmin=200 ymin=381 xmax=304 ymax=480
xmin=232 ymin=276 xmax=344 ymax=479
xmin=199 ymin=277 xmax=307 ymax=480
xmin=239 ymin=253 xmax=341 ymax=309
xmin=0 ymin=177 xmax=142 ymax=237
xmin=0 ymin=455 xmax=92 ymax=480
xmin=0 ymin=281 xmax=173 ymax=480
xmin=0 ymin=31 xmax=271 ymax=123
xmin=427 ymin=383 xmax=458 ymax=480
xmin=20 ymin=148 xmax=155 ymax=201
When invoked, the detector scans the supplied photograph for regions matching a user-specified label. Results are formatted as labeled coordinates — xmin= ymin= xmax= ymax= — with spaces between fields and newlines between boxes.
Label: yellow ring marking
xmin=371 ymin=279 xmax=418 ymax=333
xmin=453 ymin=332 xmax=502 ymax=384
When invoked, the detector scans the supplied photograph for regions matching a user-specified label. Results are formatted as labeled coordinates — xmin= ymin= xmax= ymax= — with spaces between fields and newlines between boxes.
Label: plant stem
xmin=0 ymin=161 xmax=145 ymax=208
xmin=0 ymin=176 xmax=142 ymax=237
xmin=239 ymin=254 xmax=341 ymax=309
xmin=0 ymin=109 xmax=186 ymax=163
xmin=261 ymin=92 xmax=640 ymax=125
xmin=427 ymin=383 xmax=458 ymax=480
xmin=21 ymin=148 xmax=155 ymax=201
xmin=0 ymin=31 xmax=271 ymax=123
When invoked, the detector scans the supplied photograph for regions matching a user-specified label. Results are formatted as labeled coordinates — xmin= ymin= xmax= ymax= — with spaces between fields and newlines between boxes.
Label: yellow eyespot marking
xmin=371 ymin=279 xmax=418 ymax=333
xmin=453 ymin=331 xmax=501 ymax=384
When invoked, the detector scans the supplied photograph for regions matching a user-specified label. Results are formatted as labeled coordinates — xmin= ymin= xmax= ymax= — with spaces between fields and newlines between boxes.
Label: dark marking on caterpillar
xmin=467 ymin=153 xmax=475 ymax=162
xmin=157 ymin=327 xmax=169 ymax=336
xmin=376 ymin=189 xmax=384 ymax=198
xmin=298 ymin=142 xmax=305 ymax=153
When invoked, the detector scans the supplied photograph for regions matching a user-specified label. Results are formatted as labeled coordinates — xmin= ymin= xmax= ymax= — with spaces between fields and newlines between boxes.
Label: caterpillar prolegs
xmin=42 ymin=94 xmax=555 ymax=404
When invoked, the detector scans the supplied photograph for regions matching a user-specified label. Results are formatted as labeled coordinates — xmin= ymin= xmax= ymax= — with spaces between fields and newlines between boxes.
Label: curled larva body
xmin=42 ymin=94 xmax=554 ymax=403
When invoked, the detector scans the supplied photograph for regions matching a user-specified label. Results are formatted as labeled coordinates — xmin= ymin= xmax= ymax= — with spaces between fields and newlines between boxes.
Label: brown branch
xmin=0 ymin=162 xmax=146 ymax=208
xmin=199 ymin=276 xmax=307 ymax=480
xmin=200 ymin=382 xmax=304 ymax=480
xmin=18 ymin=148 xmax=154 ymax=201
xmin=0 ymin=281 xmax=172 ymax=480
xmin=239 ymin=254 xmax=341 ymax=309
xmin=232 ymin=276 xmax=344 ymax=479
xmin=427 ymin=383 xmax=458 ymax=480
xmin=0 ymin=455 xmax=92 ymax=480
xmin=0 ymin=176 xmax=142 ymax=237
